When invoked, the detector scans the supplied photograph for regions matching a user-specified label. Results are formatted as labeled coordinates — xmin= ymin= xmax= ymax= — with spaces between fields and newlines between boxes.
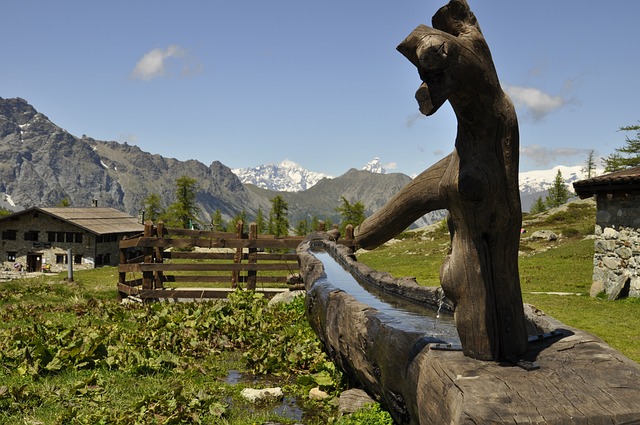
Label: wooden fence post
xmin=142 ymin=220 xmax=154 ymax=291
xmin=345 ymin=224 xmax=355 ymax=252
xmin=154 ymin=221 xmax=165 ymax=289
xmin=247 ymin=222 xmax=258 ymax=290
xmin=118 ymin=239 xmax=127 ymax=300
xmin=232 ymin=220 xmax=244 ymax=288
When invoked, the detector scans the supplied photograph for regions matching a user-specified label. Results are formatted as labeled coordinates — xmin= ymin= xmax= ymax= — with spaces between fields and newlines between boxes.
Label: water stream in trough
xmin=310 ymin=250 xmax=461 ymax=345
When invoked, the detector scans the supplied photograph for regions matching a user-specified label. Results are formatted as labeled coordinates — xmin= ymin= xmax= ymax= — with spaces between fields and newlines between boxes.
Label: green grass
xmin=0 ymin=277 xmax=345 ymax=424
xmin=357 ymin=200 xmax=640 ymax=363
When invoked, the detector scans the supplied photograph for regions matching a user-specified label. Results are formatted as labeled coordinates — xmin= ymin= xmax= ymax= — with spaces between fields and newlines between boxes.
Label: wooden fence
xmin=117 ymin=220 xmax=354 ymax=300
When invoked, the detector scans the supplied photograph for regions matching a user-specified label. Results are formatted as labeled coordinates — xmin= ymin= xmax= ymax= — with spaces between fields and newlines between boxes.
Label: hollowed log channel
xmin=297 ymin=235 xmax=640 ymax=425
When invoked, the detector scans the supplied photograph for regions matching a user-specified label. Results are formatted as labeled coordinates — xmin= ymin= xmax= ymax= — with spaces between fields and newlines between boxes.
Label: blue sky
xmin=2 ymin=1 xmax=638 ymax=178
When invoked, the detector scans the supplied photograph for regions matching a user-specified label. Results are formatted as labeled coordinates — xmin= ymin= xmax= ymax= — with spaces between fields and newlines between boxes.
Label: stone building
xmin=0 ymin=207 xmax=143 ymax=273
xmin=573 ymin=167 xmax=640 ymax=299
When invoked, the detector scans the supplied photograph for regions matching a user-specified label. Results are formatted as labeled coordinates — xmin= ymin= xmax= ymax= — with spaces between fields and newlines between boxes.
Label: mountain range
xmin=0 ymin=97 xmax=434 ymax=228
xmin=233 ymin=159 xmax=590 ymax=213
xmin=0 ymin=96 xmax=590 ymax=231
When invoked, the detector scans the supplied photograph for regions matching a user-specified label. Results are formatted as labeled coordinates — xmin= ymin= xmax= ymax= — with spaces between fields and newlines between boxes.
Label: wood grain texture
xmin=298 ymin=235 xmax=640 ymax=424
xmin=354 ymin=0 xmax=527 ymax=361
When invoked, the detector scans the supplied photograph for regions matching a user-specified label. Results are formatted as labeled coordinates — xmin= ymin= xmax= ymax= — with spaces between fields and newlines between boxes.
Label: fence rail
xmin=118 ymin=220 xmax=354 ymax=300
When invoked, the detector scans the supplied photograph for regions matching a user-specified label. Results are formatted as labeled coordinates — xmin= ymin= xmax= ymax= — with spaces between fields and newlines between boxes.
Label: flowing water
xmin=311 ymin=250 xmax=460 ymax=345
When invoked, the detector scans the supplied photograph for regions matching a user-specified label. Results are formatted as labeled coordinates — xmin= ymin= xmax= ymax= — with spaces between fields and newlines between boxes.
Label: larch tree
xmin=143 ymin=193 xmax=164 ymax=223
xmin=295 ymin=218 xmax=309 ymax=236
xmin=603 ymin=125 xmax=640 ymax=172
xmin=268 ymin=195 xmax=289 ymax=237
xmin=211 ymin=209 xmax=225 ymax=231
xmin=529 ymin=196 xmax=547 ymax=215
xmin=582 ymin=150 xmax=597 ymax=178
xmin=545 ymin=170 xmax=571 ymax=209
xmin=164 ymin=176 xmax=200 ymax=229
xmin=336 ymin=196 xmax=366 ymax=234
xmin=255 ymin=207 xmax=266 ymax=234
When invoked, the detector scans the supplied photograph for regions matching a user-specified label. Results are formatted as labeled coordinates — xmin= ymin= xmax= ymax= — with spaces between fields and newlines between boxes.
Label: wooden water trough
xmin=298 ymin=234 xmax=640 ymax=424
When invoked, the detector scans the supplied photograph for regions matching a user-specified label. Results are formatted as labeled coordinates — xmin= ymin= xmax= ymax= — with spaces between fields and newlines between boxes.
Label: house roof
xmin=573 ymin=167 xmax=640 ymax=199
xmin=0 ymin=207 xmax=144 ymax=235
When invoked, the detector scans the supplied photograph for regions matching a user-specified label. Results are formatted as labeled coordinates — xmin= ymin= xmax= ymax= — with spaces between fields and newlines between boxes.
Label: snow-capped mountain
xmin=518 ymin=165 xmax=587 ymax=195
xmin=231 ymin=159 xmax=330 ymax=192
xmin=361 ymin=157 xmax=387 ymax=174
xmin=233 ymin=158 xmax=598 ymax=213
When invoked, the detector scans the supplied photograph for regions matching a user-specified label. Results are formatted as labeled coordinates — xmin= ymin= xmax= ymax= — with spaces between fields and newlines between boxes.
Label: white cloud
xmin=520 ymin=144 xmax=592 ymax=167
xmin=131 ymin=45 xmax=201 ymax=81
xmin=504 ymin=85 xmax=566 ymax=121
xmin=384 ymin=161 xmax=397 ymax=170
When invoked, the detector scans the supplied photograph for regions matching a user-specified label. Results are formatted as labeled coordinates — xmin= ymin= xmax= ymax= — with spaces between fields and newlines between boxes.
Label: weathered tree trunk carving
xmin=355 ymin=0 xmax=527 ymax=361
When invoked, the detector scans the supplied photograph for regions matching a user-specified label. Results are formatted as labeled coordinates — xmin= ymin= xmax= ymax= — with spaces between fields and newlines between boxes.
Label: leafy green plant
xmin=334 ymin=403 xmax=394 ymax=425
xmin=0 ymin=279 xmax=344 ymax=424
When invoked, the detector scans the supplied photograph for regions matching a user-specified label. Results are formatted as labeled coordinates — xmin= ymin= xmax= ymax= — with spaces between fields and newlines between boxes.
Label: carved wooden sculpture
xmin=355 ymin=0 xmax=528 ymax=361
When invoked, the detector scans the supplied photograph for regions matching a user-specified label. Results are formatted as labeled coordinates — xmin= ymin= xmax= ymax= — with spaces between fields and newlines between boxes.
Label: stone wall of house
xmin=591 ymin=193 xmax=640 ymax=298
xmin=0 ymin=211 xmax=123 ymax=273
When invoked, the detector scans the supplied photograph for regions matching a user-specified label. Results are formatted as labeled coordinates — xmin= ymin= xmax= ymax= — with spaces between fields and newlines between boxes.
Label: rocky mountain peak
xmin=232 ymin=159 xmax=330 ymax=192
xmin=361 ymin=157 xmax=386 ymax=174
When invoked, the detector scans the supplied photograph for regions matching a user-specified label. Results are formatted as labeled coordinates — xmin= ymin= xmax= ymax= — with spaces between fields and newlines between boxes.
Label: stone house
xmin=0 ymin=207 xmax=144 ymax=273
xmin=573 ymin=167 xmax=640 ymax=299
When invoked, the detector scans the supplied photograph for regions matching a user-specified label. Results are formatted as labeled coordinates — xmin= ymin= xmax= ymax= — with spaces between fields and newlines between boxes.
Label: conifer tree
xmin=295 ymin=218 xmax=309 ymax=236
xmin=529 ymin=196 xmax=547 ymax=214
xmin=545 ymin=170 xmax=571 ymax=209
xmin=582 ymin=150 xmax=597 ymax=178
xmin=268 ymin=195 xmax=289 ymax=237
xmin=143 ymin=193 xmax=164 ymax=223
xmin=335 ymin=196 xmax=366 ymax=234
xmin=603 ymin=124 xmax=640 ymax=172
xmin=255 ymin=208 xmax=266 ymax=234
xmin=211 ymin=209 xmax=225 ymax=231
xmin=164 ymin=176 xmax=200 ymax=228
xmin=227 ymin=210 xmax=247 ymax=233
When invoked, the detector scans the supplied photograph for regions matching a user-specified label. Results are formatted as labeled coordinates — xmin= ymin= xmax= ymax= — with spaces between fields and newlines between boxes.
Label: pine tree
xmin=211 ymin=209 xmax=225 ymax=231
xmin=529 ymin=196 xmax=547 ymax=214
xmin=143 ymin=193 xmax=164 ymax=223
xmin=311 ymin=215 xmax=320 ymax=231
xmin=226 ymin=210 xmax=247 ymax=233
xmin=545 ymin=170 xmax=571 ymax=209
xmin=295 ymin=219 xmax=309 ymax=236
xmin=603 ymin=125 xmax=640 ymax=172
xmin=335 ymin=196 xmax=366 ymax=234
xmin=582 ymin=150 xmax=597 ymax=178
xmin=163 ymin=176 xmax=200 ymax=228
xmin=255 ymin=208 xmax=266 ymax=234
xmin=268 ymin=195 xmax=289 ymax=237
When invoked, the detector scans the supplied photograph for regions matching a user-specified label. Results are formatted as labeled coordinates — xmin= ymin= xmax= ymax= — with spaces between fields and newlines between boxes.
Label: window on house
xmin=66 ymin=232 xmax=75 ymax=243
xmin=74 ymin=254 xmax=83 ymax=264
xmin=48 ymin=232 xmax=56 ymax=243
xmin=97 ymin=234 xmax=118 ymax=243
xmin=24 ymin=231 xmax=39 ymax=241
xmin=95 ymin=254 xmax=103 ymax=266
xmin=2 ymin=230 xmax=17 ymax=240
xmin=75 ymin=233 xmax=83 ymax=243
xmin=7 ymin=252 xmax=16 ymax=262
xmin=55 ymin=254 xmax=68 ymax=264
xmin=103 ymin=253 xmax=111 ymax=264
